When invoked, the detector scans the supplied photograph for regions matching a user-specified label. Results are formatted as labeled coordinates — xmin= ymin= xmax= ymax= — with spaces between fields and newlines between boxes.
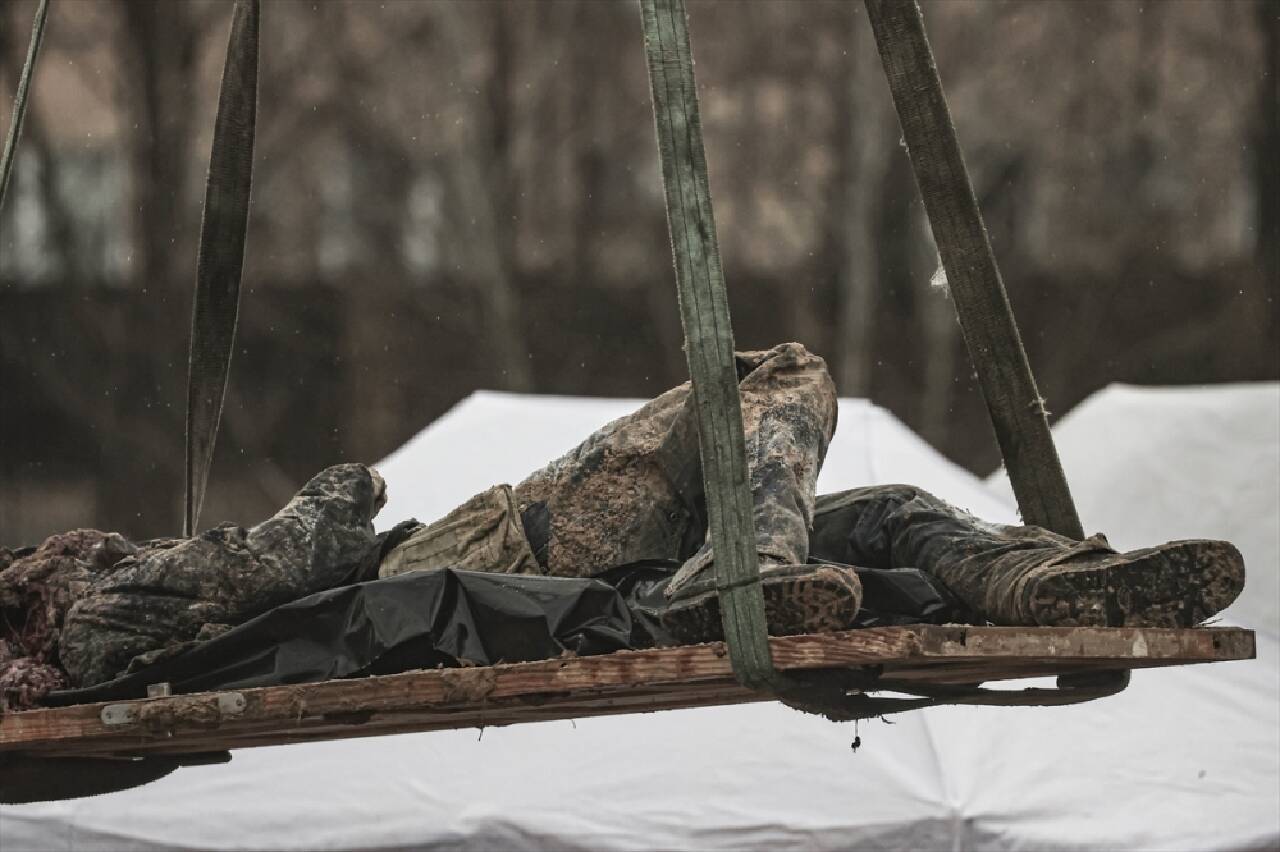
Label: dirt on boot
xmin=1017 ymin=538 xmax=1246 ymax=628
xmin=659 ymin=563 xmax=863 ymax=645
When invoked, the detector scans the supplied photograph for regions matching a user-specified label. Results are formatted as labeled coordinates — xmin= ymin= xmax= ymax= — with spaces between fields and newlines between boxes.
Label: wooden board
xmin=0 ymin=625 xmax=1254 ymax=759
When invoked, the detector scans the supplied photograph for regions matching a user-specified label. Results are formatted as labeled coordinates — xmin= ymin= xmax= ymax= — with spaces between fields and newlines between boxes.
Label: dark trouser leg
xmin=811 ymin=485 xmax=1072 ymax=570
xmin=810 ymin=485 xmax=1245 ymax=628
xmin=810 ymin=485 xmax=1073 ymax=622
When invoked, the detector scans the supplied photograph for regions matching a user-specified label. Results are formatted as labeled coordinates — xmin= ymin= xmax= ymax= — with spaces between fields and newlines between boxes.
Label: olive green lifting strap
xmin=184 ymin=0 xmax=260 ymax=537
xmin=0 ymin=0 xmax=49 ymax=216
xmin=638 ymin=0 xmax=791 ymax=692
xmin=862 ymin=0 xmax=1127 ymax=696
xmin=640 ymin=0 xmax=1094 ymax=698
xmin=863 ymin=0 xmax=1084 ymax=541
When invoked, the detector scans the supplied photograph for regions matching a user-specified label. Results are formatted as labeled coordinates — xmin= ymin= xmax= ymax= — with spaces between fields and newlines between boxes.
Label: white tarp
xmin=987 ymin=382 xmax=1279 ymax=633
xmin=3 ymin=388 xmax=1276 ymax=851
xmin=964 ymin=382 xmax=1280 ymax=850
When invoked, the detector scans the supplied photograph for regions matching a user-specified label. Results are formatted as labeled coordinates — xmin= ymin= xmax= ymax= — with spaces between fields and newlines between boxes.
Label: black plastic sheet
xmin=49 ymin=567 xmax=639 ymax=706
xmin=49 ymin=560 xmax=955 ymax=706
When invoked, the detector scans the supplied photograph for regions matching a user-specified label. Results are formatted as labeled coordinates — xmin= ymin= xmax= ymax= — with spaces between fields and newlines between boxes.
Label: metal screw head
xmin=217 ymin=692 xmax=247 ymax=714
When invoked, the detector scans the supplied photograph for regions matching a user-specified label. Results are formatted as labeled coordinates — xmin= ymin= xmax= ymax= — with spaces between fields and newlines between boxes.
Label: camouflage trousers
xmin=381 ymin=343 xmax=1102 ymax=619
xmin=48 ymin=342 xmax=840 ymax=689
xmin=38 ymin=341 xmax=1106 ymax=690
xmin=381 ymin=342 xmax=839 ymax=583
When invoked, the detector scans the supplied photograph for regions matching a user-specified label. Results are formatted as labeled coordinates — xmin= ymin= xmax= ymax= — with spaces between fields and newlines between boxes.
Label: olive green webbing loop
xmin=184 ymin=0 xmax=260 ymax=537
xmin=638 ymin=0 xmax=795 ymax=693
xmin=0 ymin=0 xmax=49 ymax=216
xmin=2 ymin=0 xmax=1113 ymax=711
xmin=864 ymin=0 xmax=1122 ymax=695
xmin=639 ymin=0 xmax=1101 ymax=702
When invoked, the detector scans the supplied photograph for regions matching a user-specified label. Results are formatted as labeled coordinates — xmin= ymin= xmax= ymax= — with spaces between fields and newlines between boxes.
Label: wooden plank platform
xmin=0 ymin=625 xmax=1254 ymax=759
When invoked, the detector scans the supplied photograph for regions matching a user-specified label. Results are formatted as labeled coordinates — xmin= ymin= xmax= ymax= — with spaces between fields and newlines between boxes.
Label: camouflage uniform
xmin=383 ymin=340 xmax=1243 ymax=634
xmin=25 ymin=342 xmax=1242 ymax=690
xmin=58 ymin=464 xmax=385 ymax=688
xmin=382 ymin=342 xmax=837 ymax=585
xmin=379 ymin=342 xmax=865 ymax=644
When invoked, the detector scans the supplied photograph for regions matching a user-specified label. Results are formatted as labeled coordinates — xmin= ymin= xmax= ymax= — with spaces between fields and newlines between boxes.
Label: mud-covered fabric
xmin=0 ymin=531 xmax=136 ymax=657
xmin=509 ymin=342 xmax=836 ymax=585
xmin=810 ymin=485 xmax=1114 ymax=624
xmin=509 ymin=383 xmax=699 ymax=576
xmin=0 ymin=530 xmax=139 ymax=708
xmin=59 ymin=464 xmax=385 ymax=687
xmin=667 ymin=344 xmax=838 ymax=597
xmin=48 ymin=567 xmax=643 ymax=706
xmin=0 ymin=652 xmax=65 ymax=712
xmin=380 ymin=485 xmax=539 ymax=579
xmin=46 ymin=560 xmax=955 ymax=708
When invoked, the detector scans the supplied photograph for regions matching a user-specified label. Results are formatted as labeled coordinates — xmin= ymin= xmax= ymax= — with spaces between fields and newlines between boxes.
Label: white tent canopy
xmin=988 ymin=382 xmax=1279 ymax=634
xmin=3 ymin=387 xmax=1276 ymax=850
xmin=974 ymin=382 xmax=1279 ymax=849
xmin=373 ymin=391 xmax=1018 ymax=530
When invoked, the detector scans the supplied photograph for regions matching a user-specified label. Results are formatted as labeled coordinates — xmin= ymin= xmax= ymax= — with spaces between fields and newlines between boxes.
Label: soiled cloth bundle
xmin=0 ymin=530 xmax=138 ymax=708
xmin=58 ymin=464 xmax=385 ymax=688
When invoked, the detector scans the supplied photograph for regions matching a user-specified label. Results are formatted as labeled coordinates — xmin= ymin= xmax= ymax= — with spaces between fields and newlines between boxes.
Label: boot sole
xmin=661 ymin=565 xmax=863 ymax=646
xmin=1026 ymin=539 xmax=1245 ymax=628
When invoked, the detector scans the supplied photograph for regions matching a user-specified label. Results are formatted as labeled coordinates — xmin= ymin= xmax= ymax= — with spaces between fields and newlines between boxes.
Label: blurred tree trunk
xmin=0 ymin=78 xmax=75 ymax=283
xmin=570 ymin=3 xmax=607 ymax=287
xmin=485 ymin=3 xmax=533 ymax=391
xmin=489 ymin=3 xmax=515 ymax=278
xmin=1129 ymin=0 xmax=1164 ymax=191
xmin=835 ymin=8 xmax=889 ymax=398
xmin=0 ymin=24 xmax=76 ymax=283
xmin=118 ymin=0 xmax=206 ymax=291
xmin=27 ymin=124 xmax=76 ymax=282
xmin=1258 ymin=0 xmax=1279 ymax=342
xmin=434 ymin=2 xmax=532 ymax=392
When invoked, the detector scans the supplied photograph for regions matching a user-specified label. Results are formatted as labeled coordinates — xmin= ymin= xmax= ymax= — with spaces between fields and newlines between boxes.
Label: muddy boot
xmin=657 ymin=345 xmax=862 ymax=643
xmin=659 ymin=561 xmax=863 ymax=645
xmin=657 ymin=345 xmax=838 ymax=589
xmin=945 ymin=534 xmax=1247 ymax=628
xmin=811 ymin=485 xmax=1245 ymax=629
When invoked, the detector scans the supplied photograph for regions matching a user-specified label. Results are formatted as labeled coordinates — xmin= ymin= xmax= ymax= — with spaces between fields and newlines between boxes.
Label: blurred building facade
xmin=1 ymin=0 xmax=1276 ymax=543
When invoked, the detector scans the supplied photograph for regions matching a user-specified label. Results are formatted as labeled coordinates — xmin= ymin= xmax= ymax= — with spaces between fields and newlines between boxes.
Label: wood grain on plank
xmin=1 ymin=626 xmax=1254 ymax=757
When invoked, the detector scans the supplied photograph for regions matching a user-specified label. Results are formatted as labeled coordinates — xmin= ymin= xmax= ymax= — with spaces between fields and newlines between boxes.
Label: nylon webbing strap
xmin=184 ymin=0 xmax=259 ymax=537
xmin=863 ymin=0 xmax=1084 ymax=540
xmin=0 ymin=0 xmax=49 ymax=216
xmin=638 ymin=0 xmax=788 ymax=692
